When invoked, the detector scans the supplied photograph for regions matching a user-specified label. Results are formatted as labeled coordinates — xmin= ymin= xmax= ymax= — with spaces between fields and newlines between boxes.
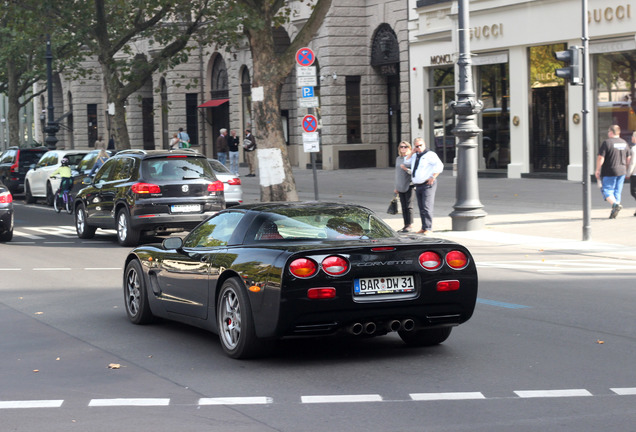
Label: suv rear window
xmin=143 ymin=157 xmax=216 ymax=181
xmin=20 ymin=150 xmax=47 ymax=165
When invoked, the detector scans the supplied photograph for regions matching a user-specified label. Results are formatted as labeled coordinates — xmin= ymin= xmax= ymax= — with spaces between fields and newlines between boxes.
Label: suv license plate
xmin=171 ymin=204 xmax=201 ymax=213
xmin=354 ymin=276 xmax=415 ymax=296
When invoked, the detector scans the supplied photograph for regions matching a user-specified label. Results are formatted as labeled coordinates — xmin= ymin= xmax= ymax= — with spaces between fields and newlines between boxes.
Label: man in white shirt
xmin=410 ymin=137 xmax=444 ymax=235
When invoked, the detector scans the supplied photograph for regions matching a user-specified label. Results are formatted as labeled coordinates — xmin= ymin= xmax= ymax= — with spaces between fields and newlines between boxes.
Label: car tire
xmin=0 ymin=214 xmax=12 ymax=242
xmin=217 ymin=277 xmax=270 ymax=359
xmin=25 ymin=182 xmax=35 ymax=204
xmin=45 ymin=182 xmax=54 ymax=206
xmin=399 ymin=326 xmax=452 ymax=347
xmin=75 ymin=204 xmax=96 ymax=239
xmin=117 ymin=208 xmax=140 ymax=246
xmin=123 ymin=259 xmax=154 ymax=325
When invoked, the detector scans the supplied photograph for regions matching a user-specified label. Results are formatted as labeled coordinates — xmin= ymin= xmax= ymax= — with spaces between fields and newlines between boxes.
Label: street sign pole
xmin=297 ymin=47 xmax=319 ymax=200
xmin=581 ymin=0 xmax=591 ymax=241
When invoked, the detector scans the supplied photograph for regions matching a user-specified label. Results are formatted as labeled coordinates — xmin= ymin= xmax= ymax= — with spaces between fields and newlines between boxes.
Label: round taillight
xmin=321 ymin=256 xmax=349 ymax=276
xmin=289 ymin=258 xmax=318 ymax=278
xmin=0 ymin=192 xmax=12 ymax=204
xmin=419 ymin=251 xmax=442 ymax=271
xmin=446 ymin=250 xmax=469 ymax=270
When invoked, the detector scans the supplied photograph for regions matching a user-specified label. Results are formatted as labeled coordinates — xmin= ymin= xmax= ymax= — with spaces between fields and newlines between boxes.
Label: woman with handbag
xmin=394 ymin=141 xmax=414 ymax=232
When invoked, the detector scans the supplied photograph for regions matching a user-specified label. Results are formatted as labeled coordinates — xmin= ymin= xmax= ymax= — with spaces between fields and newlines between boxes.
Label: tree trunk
xmin=101 ymin=61 xmax=130 ymax=150
xmin=6 ymin=58 xmax=23 ymax=147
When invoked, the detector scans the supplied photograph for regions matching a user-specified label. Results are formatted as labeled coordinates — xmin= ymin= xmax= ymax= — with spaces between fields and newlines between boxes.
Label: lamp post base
xmin=450 ymin=209 xmax=487 ymax=231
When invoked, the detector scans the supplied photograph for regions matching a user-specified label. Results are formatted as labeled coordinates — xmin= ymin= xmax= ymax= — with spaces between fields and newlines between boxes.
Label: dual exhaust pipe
xmin=347 ymin=319 xmax=415 ymax=336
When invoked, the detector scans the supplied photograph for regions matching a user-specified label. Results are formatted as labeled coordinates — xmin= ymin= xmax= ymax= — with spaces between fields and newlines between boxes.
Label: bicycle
xmin=53 ymin=178 xmax=74 ymax=214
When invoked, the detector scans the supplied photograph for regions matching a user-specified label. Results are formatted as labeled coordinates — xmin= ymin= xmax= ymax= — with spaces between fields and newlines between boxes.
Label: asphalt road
xmin=1 ymin=200 xmax=636 ymax=431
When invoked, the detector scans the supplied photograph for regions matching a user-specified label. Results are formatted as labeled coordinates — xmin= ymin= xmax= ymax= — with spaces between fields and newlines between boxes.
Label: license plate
xmin=354 ymin=275 xmax=415 ymax=296
xmin=171 ymin=204 xmax=201 ymax=213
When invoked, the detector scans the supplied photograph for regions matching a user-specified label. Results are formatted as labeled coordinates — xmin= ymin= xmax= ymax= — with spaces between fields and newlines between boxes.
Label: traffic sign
xmin=302 ymin=114 xmax=318 ymax=133
xmin=297 ymin=76 xmax=317 ymax=87
xmin=296 ymin=47 xmax=316 ymax=67
xmin=297 ymin=66 xmax=316 ymax=77
xmin=303 ymin=132 xmax=320 ymax=153
xmin=302 ymin=87 xmax=314 ymax=98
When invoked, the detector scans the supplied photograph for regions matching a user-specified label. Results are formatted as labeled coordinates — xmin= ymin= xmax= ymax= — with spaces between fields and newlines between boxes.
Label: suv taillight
xmin=0 ymin=191 xmax=13 ymax=204
xmin=208 ymin=181 xmax=224 ymax=192
xmin=132 ymin=182 xmax=161 ymax=194
xmin=9 ymin=162 xmax=18 ymax=173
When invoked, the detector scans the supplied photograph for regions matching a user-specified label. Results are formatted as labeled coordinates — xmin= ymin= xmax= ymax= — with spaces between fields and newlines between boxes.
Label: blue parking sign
xmin=302 ymin=86 xmax=314 ymax=98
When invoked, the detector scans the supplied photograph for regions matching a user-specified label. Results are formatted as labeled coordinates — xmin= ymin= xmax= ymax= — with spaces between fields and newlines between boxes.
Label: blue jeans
xmin=601 ymin=175 xmax=625 ymax=203
xmin=229 ymin=151 xmax=239 ymax=175
xmin=217 ymin=152 xmax=228 ymax=166
xmin=414 ymin=181 xmax=437 ymax=231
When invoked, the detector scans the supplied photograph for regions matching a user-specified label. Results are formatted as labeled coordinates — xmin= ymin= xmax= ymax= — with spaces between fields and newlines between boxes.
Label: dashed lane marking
xmin=477 ymin=258 xmax=636 ymax=273
xmin=1 ymin=388 xmax=635 ymax=409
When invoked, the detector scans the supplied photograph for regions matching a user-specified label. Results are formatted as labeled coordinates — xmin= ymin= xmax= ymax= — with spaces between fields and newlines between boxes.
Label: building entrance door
xmin=530 ymin=86 xmax=568 ymax=172
xmin=387 ymin=75 xmax=401 ymax=167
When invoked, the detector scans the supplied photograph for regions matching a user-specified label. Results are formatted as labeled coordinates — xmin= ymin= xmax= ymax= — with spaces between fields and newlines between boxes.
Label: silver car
xmin=207 ymin=159 xmax=243 ymax=207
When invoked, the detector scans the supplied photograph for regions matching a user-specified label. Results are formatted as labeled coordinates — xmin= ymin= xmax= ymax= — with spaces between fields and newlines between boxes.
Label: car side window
xmin=112 ymin=158 xmax=134 ymax=180
xmin=93 ymin=159 xmax=117 ymax=184
xmin=37 ymin=153 xmax=52 ymax=168
xmin=184 ymin=212 xmax=244 ymax=248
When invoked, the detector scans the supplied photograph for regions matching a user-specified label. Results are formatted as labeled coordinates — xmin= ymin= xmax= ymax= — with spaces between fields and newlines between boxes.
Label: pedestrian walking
xmin=169 ymin=133 xmax=180 ymax=150
xmin=107 ymin=136 xmax=115 ymax=150
xmin=177 ymin=128 xmax=190 ymax=148
xmin=89 ymin=149 xmax=110 ymax=176
xmin=627 ymin=131 xmax=636 ymax=216
xmin=94 ymin=136 xmax=105 ymax=150
xmin=410 ymin=137 xmax=443 ymax=235
xmin=227 ymin=129 xmax=240 ymax=175
xmin=216 ymin=128 xmax=229 ymax=166
xmin=395 ymin=141 xmax=414 ymax=232
xmin=595 ymin=124 xmax=632 ymax=219
xmin=243 ymin=129 xmax=257 ymax=177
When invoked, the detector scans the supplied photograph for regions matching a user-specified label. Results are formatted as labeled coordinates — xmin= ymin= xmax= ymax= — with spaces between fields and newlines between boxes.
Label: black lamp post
xmin=44 ymin=34 xmax=59 ymax=150
xmin=449 ymin=0 xmax=487 ymax=230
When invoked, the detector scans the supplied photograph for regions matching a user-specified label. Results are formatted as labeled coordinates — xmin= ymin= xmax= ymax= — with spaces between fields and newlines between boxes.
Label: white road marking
xmin=198 ymin=397 xmax=272 ymax=405
xmin=84 ymin=268 xmax=122 ymax=271
xmin=0 ymin=268 xmax=21 ymax=271
xmin=0 ymin=400 xmax=64 ymax=409
xmin=611 ymin=388 xmax=636 ymax=395
xmin=410 ymin=392 xmax=485 ymax=401
xmin=301 ymin=394 xmax=383 ymax=403
xmin=514 ymin=389 xmax=592 ymax=398
xmin=478 ymin=258 xmax=636 ymax=273
xmin=32 ymin=268 xmax=72 ymax=271
xmin=26 ymin=227 xmax=76 ymax=238
xmin=88 ymin=398 xmax=170 ymax=407
xmin=11 ymin=230 xmax=44 ymax=240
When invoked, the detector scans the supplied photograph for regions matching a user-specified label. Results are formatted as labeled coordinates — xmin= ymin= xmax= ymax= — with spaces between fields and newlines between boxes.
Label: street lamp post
xmin=44 ymin=34 xmax=59 ymax=150
xmin=449 ymin=0 xmax=487 ymax=231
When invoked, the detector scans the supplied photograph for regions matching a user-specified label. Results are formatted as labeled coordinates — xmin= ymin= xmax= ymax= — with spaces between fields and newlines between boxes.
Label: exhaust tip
xmin=401 ymin=318 xmax=415 ymax=332
xmin=348 ymin=322 xmax=363 ymax=336
xmin=388 ymin=320 xmax=401 ymax=332
xmin=364 ymin=322 xmax=377 ymax=334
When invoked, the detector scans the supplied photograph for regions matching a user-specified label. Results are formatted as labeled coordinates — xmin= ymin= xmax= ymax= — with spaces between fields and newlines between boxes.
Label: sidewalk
xmin=238 ymin=166 xmax=636 ymax=255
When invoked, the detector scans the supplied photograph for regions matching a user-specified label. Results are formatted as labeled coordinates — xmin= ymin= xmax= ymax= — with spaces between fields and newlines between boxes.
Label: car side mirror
xmin=81 ymin=176 xmax=92 ymax=185
xmin=162 ymin=236 xmax=183 ymax=251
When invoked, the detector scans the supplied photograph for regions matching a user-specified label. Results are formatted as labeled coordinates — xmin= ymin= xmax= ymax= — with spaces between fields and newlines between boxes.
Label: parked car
xmin=24 ymin=149 xmax=90 ymax=205
xmin=0 ymin=181 xmax=14 ymax=242
xmin=122 ymin=202 xmax=478 ymax=359
xmin=207 ymin=158 xmax=243 ymax=206
xmin=74 ymin=149 xmax=225 ymax=246
xmin=0 ymin=146 xmax=48 ymax=195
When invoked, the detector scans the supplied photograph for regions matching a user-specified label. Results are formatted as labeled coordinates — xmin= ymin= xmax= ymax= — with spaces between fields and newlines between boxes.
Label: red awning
xmin=197 ymin=99 xmax=229 ymax=108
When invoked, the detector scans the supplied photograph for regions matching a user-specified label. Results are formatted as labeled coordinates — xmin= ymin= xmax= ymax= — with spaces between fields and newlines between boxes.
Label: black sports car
xmin=123 ymin=202 xmax=478 ymax=359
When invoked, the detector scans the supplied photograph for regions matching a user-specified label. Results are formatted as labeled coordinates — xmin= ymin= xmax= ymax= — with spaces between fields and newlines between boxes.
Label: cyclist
xmin=51 ymin=157 xmax=73 ymax=196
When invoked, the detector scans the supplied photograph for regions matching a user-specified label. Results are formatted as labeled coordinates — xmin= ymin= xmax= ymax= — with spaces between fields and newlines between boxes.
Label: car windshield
xmin=253 ymin=205 xmax=395 ymax=241
xmin=76 ymin=153 xmax=98 ymax=173
xmin=143 ymin=156 xmax=216 ymax=181
xmin=207 ymin=159 xmax=231 ymax=174
xmin=66 ymin=153 xmax=87 ymax=168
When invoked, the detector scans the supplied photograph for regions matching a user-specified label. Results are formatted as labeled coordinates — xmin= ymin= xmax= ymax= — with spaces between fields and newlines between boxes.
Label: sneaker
xmin=609 ymin=203 xmax=622 ymax=219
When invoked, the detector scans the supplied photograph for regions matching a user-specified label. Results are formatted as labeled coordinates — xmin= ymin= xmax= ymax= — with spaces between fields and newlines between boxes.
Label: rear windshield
xmin=20 ymin=150 xmax=47 ymax=165
xmin=142 ymin=156 xmax=217 ymax=181
xmin=66 ymin=153 xmax=87 ymax=168
xmin=208 ymin=159 xmax=231 ymax=174
xmin=76 ymin=154 xmax=97 ymax=173
xmin=253 ymin=205 xmax=395 ymax=241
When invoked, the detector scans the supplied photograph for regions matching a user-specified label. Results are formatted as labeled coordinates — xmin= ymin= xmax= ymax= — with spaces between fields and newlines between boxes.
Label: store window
xmin=478 ymin=63 xmax=510 ymax=169
xmin=595 ymin=51 xmax=636 ymax=145
xmin=429 ymin=66 xmax=455 ymax=164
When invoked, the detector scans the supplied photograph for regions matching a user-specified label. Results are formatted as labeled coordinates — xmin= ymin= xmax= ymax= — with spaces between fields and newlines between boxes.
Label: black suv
xmin=0 ymin=146 xmax=48 ymax=194
xmin=74 ymin=150 xmax=225 ymax=246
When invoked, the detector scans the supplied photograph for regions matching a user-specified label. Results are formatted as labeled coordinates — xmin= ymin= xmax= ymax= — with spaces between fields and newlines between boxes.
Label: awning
xmin=197 ymin=99 xmax=229 ymax=108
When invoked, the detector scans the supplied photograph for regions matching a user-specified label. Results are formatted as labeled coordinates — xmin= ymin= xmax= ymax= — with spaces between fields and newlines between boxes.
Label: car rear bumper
xmin=130 ymin=211 xmax=219 ymax=232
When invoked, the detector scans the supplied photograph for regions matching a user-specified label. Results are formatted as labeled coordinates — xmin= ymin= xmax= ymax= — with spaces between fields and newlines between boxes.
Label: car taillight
xmin=321 ymin=256 xmax=349 ymax=276
xmin=0 ymin=192 xmax=13 ymax=204
xmin=437 ymin=280 xmax=460 ymax=291
xmin=208 ymin=181 xmax=224 ymax=192
xmin=419 ymin=251 xmax=442 ymax=271
xmin=307 ymin=287 xmax=336 ymax=299
xmin=227 ymin=178 xmax=241 ymax=186
xmin=289 ymin=258 xmax=317 ymax=278
xmin=131 ymin=182 xmax=161 ymax=194
xmin=9 ymin=162 xmax=18 ymax=173
xmin=446 ymin=250 xmax=469 ymax=270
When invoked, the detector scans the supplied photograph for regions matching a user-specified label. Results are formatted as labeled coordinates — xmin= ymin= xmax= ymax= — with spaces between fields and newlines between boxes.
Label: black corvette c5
xmin=123 ymin=202 xmax=478 ymax=359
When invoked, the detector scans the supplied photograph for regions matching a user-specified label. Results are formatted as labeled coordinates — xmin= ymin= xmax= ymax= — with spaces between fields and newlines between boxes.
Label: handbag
xmin=387 ymin=194 xmax=399 ymax=215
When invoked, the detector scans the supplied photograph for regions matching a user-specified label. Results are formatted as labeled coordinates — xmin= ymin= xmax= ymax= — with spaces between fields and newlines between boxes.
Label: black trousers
xmin=414 ymin=181 xmax=437 ymax=231
xmin=398 ymin=186 xmax=414 ymax=227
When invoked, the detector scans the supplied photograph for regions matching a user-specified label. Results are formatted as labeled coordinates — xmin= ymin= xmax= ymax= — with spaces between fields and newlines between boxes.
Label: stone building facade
xmin=35 ymin=0 xmax=410 ymax=171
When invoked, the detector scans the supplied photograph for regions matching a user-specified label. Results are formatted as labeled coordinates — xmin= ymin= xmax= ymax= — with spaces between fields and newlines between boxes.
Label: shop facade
xmin=409 ymin=0 xmax=636 ymax=180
